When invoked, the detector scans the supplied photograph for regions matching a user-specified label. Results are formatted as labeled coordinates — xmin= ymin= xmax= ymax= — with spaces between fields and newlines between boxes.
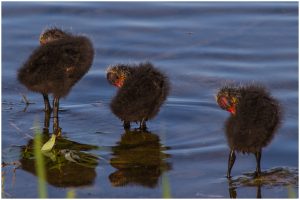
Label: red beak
xmin=228 ymin=107 xmax=236 ymax=115
xmin=114 ymin=80 xmax=123 ymax=88
xmin=219 ymin=97 xmax=236 ymax=115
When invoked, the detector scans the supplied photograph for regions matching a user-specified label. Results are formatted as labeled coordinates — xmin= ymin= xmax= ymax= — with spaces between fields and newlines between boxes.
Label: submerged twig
xmin=9 ymin=122 xmax=21 ymax=132
xmin=20 ymin=93 xmax=35 ymax=105
xmin=2 ymin=161 xmax=21 ymax=188
xmin=12 ymin=167 xmax=19 ymax=187
xmin=1 ymin=161 xmax=21 ymax=168
xmin=9 ymin=122 xmax=33 ymax=139
xmin=1 ymin=171 xmax=11 ymax=198
xmin=22 ymin=104 xmax=29 ymax=112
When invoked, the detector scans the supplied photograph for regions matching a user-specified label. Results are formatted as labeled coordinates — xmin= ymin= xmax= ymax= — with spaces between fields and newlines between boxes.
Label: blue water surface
xmin=2 ymin=2 xmax=298 ymax=198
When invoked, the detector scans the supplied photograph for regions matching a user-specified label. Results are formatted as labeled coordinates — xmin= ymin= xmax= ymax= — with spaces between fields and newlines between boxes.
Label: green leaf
xmin=41 ymin=134 xmax=56 ymax=152
xmin=66 ymin=189 xmax=76 ymax=198
xmin=41 ymin=150 xmax=57 ymax=162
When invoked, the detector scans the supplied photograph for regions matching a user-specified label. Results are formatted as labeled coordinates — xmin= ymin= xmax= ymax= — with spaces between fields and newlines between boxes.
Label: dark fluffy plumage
xmin=18 ymin=33 xmax=94 ymax=98
xmin=222 ymin=85 xmax=281 ymax=153
xmin=18 ymin=28 xmax=94 ymax=134
xmin=108 ymin=62 xmax=170 ymax=129
xmin=216 ymin=84 xmax=282 ymax=177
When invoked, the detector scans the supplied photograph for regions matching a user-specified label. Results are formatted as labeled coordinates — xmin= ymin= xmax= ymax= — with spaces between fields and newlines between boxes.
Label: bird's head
xmin=39 ymin=28 xmax=69 ymax=45
xmin=106 ymin=64 xmax=132 ymax=88
xmin=216 ymin=87 xmax=240 ymax=115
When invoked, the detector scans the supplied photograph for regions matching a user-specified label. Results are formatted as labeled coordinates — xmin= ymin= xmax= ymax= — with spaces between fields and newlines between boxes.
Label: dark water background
xmin=2 ymin=2 xmax=298 ymax=198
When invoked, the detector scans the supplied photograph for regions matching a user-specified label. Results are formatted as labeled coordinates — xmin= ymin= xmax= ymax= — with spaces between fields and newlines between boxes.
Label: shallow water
xmin=2 ymin=2 xmax=298 ymax=198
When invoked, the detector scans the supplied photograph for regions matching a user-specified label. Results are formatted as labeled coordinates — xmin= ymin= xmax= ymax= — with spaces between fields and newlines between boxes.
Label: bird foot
xmin=139 ymin=124 xmax=147 ymax=131
xmin=139 ymin=119 xmax=147 ymax=131
xmin=54 ymin=127 xmax=62 ymax=137
xmin=254 ymin=171 xmax=261 ymax=178
xmin=123 ymin=121 xmax=130 ymax=130
xmin=42 ymin=127 xmax=49 ymax=135
xmin=226 ymin=174 xmax=232 ymax=179
xmin=44 ymin=107 xmax=52 ymax=114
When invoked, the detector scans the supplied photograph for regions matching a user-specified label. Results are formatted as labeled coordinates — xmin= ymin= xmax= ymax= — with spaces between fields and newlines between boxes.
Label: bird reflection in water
xmin=228 ymin=177 xmax=262 ymax=198
xmin=19 ymin=111 xmax=100 ymax=187
xmin=109 ymin=129 xmax=172 ymax=188
xmin=227 ymin=167 xmax=298 ymax=198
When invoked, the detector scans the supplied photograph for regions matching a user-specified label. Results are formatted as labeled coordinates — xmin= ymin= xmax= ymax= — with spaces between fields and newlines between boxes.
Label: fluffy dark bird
xmin=106 ymin=62 xmax=170 ymax=130
xmin=18 ymin=27 xmax=94 ymax=133
xmin=216 ymin=84 xmax=281 ymax=178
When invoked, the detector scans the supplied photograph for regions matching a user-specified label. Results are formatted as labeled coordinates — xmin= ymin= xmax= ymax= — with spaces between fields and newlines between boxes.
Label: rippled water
xmin=2 ymin=2 xmax=298 ymax=198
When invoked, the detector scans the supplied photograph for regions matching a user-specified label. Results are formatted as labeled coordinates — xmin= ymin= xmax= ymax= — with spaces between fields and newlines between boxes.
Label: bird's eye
xmin=107 ymin=72 xmax=118 ymax=85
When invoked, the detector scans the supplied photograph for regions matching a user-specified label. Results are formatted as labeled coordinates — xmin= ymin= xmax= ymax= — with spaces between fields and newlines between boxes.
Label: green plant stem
xmin=162 ymin=173 xmax=171 ymax=198
xmin=66 ymin=189 xmax=76 ymax=198
xmin=287 ymin=185 xmax=297 ymax=198
xmin=34 ymin=132 xmax=47 ymax=198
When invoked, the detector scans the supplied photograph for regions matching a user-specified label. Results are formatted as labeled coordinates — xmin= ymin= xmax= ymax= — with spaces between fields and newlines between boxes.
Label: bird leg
xmin=123 ymin=121 xmax=130 ymax=130
xmin=53 ymin=97 xmax=61 ymax=136
xmin=227 ymin=149 xmax=236 ymax=178
xmin=257 ymin=184 xmax=262 ymax=198
xmin=43 ymin=109 xmax=51 ymax=134
xmin=254 ymin=150 xmax=262 ymax=177
xmin=139 ymin=118 xmax=147 ymax=130
xmin=227 ymin=178 xmax=237 ymax=198
xmin=229 ymin=187 xmax=237 ymax=198
xmin=42 ymin=94 xmax=52 ymax=113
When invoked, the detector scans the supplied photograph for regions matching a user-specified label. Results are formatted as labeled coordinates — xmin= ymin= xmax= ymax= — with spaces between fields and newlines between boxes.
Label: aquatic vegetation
xmin=227 ymin=167 xmax=298 ymax=198
xmin=287 ymin=185 xmax=297 ymax=198
xmin=33 ymin=130 xmax=47 ymax=198
xmin=66 ymin=189 xmax=76 ymax=198
xmin=229 ymin=167 xmax=298 ymax=188
xmin=41 ymin=134 xmax=56 ymax=152
xmin=162 ymin=173 xmax=171 ymax=198
xmin=21 ymin=133 xmax=100 ymax=187
xmin=30 ymin=130 xmax=79 ymax=198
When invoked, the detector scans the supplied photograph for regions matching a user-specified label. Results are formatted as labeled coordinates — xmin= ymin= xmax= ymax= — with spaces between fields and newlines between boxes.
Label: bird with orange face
xmin=216 ymin=84 xmax=282 ymax=178
xmin=106 ymin=62 xmax=170 ymax=130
